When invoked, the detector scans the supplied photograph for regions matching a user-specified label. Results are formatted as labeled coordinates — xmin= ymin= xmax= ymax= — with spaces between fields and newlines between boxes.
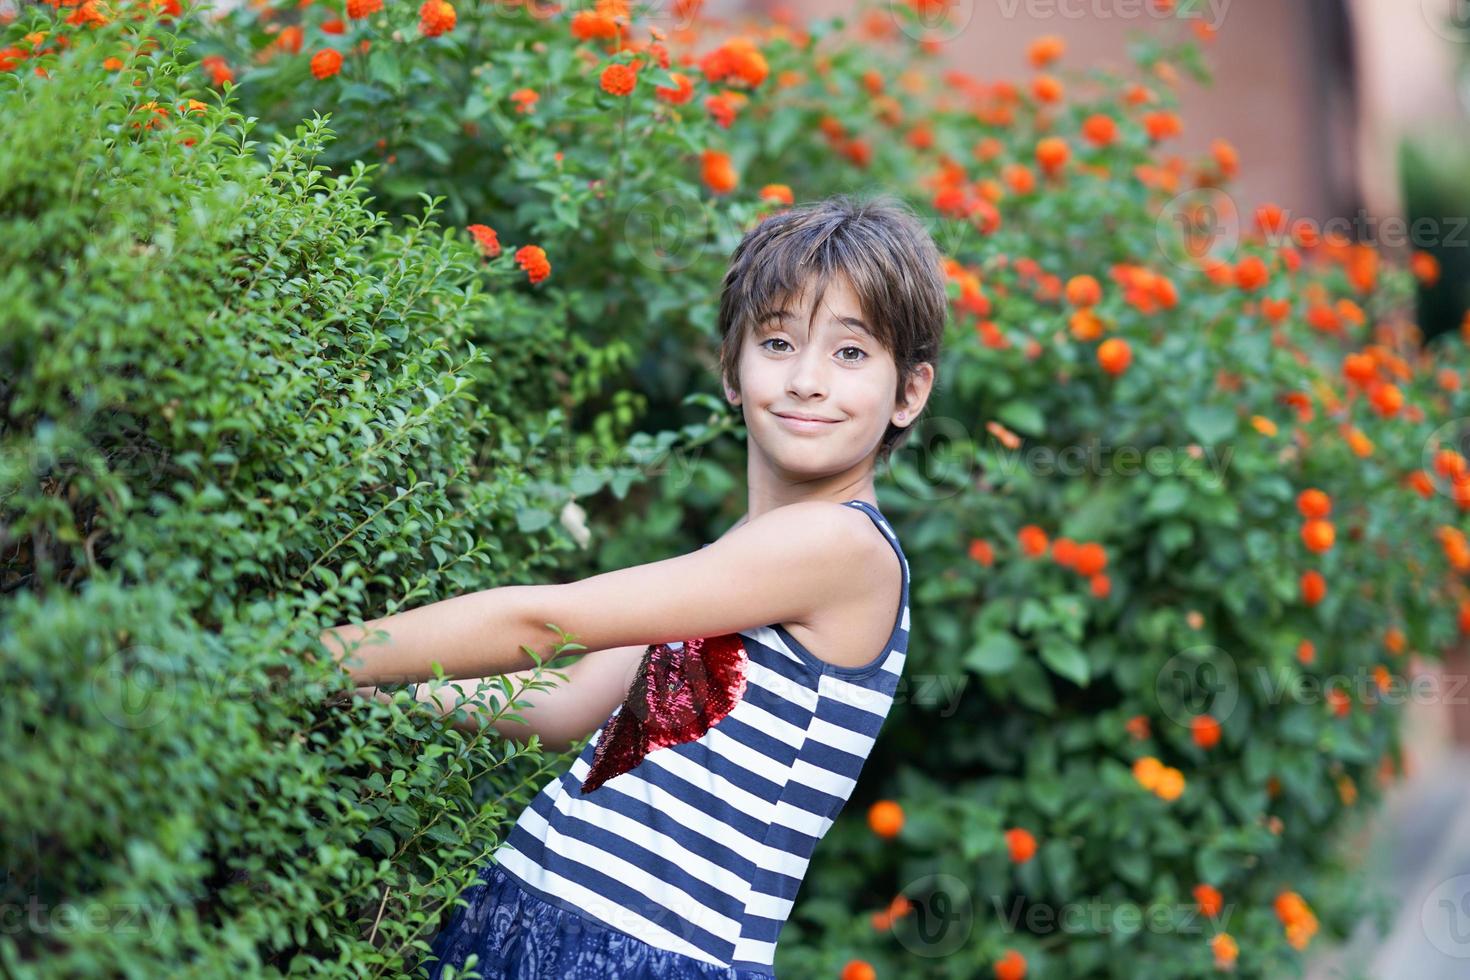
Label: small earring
xmin=897 ymin=412 xmax=906 ymax=421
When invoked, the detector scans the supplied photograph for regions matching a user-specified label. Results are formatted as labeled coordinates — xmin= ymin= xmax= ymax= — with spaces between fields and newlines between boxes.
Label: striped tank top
xmin=491 ymin=499 xmax=910 ymax=975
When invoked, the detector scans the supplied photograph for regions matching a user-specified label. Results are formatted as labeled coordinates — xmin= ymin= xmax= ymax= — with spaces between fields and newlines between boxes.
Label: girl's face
xmin=729 ymin=273 xmax=918 ymax=483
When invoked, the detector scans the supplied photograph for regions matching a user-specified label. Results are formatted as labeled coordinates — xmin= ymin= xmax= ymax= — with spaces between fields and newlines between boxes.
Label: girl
xmin=321 ymin=192 xmax=945 ymax=978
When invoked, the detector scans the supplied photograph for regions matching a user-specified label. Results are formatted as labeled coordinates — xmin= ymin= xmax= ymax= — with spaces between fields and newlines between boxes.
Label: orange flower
xmin=1089 ymin=573 xmax=1111 ymax=598
xmin=1300 ymin=569 xmax=1327 ymax=605
xmin=418 ymin=0 xmax=456 ymax=37
xmin=1073 ymin=542 xmax=1107 ymax=576
xmin=700 ymin=36 xmax=768 ymax=88
xmin=758 ymin=184 xmax=794 ymax=206
xmin=1250 ymin=415 xmax=1277 ymax=436
xmin=509 ymin=87 xmax=539 ymax=114
xmin=1210 ymin=933 xmax=1238 ymax=969
xmin=1411 ymin=250 xmax=1440 ymax=286
xmin=514 ymin=244 xmax=551 ymax=285
xmin=1305 ymin=520 xmax=1340 ymax=552
xmin=1326 ymin=687 xmax=1350 ymax=717
xmin=1296 ymin=488 xmax=1331 ymax=519
xmin=1051 ymin=537 xmax=1078 ymax=569
xmin=1032 ymin=74 xmax=1063 ymax=103
xmin=1036 ymin=136 xmax=1069 ymax=175
xmin=277 ymin=24 xmax=304 ymax=54
xmin=1143 ymin=110 xmax=1182 ymax=141
xmin=1082 ymin=114 xmax=1116 ymax=146
xmin=1233 ymin=255 xmax=1269 ymax=291
xmin=1193 ymin=883 xmax=1223 ymax=918
xmin=995 ymin=948 xmax=1028 ymax=980
xmin=309 ymin=48 xmax=342 ymax=79
xmin=1125 ymin=714 xmax=1150 ymax=740
xmin=1069 ymin=309 xmax=1104 ymax=341
xmin=701 ymin=149 xmax=738 ymax=194
xmin=1065 ymin=274 xmax=1101 ymax=307
xmin=200 ymin=54 xmax=234 ymax=86
xmin=1097 ymin=337 xmax=1131 ymax=375
xmin=1191 ymin=714 xmax=1221 ymax=750
xmin=570 ymin=10 xmax=621 ymax=41
xmin=840 ymin=960 xmax=876 ymax=980
xmin=1027 ymin=34 xmax=1064 ymax=67
xmin=986 ymin=420 xmax=1021 ymax=449
xmin=466 ymin=224 xmax=500 ymax=258
xmin=321 ymin=17 xmax=345 ymax=34
xmin=1003 ymin=164 xmax=1036 ymax=195
xmin=1384 ymin=627 xmax=1405 ymax=656
xmin=1004 ymin=827 xmax=1037 ymax=863
xmin=1018 ymin=524 xmax=1049 ymax=557
xmin=1212 ymin=138 xmax=1239 ymax=178
xmin=655 ymin=71 xmax=694 ymax=104
xmin=1133 ymin=755 xmax=1164 ymax=790
xmin=601 ymin=62 xmax=638 ymax=96
xmin=868 ymin=799 xmax=903 ymax=838
xmin=968 ymin=539 xmax=995 ymax=566
xmin=346 ymin=0 xmax=382 ymax=17
xmin=1296 ymin=639 xmax=1316 ymax=665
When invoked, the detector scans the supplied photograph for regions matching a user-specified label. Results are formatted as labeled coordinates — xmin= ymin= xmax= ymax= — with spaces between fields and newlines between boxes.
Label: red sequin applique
xmin=580 ymin=633 xmax=749 ymax=794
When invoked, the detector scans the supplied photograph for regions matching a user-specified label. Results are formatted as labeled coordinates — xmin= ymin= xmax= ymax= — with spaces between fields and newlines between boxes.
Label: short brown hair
xmin=716 ymin=192 xmax=946 ymax=464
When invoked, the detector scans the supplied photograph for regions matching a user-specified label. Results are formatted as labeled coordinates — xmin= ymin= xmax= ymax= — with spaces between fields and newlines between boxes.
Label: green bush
xmin=0 ymin=11 xmax=695 ymax=977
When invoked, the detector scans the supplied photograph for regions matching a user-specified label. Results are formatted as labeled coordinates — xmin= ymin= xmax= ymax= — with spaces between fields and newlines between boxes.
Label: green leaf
xmin=996 ymin=400 xmax=1045 ymax=436
xmin=1009 ymin=656 xmax=1057 ymax=714
xmin=1184 ymin=403 xmax=1237 ymax=444
xmin=1039 ymin=634 xmax=1090 ymax=686
xmin=1144 ymin=481 xmax=1189 ymax=517
xmin=965 ymin=632 xmax=1021 ymax=674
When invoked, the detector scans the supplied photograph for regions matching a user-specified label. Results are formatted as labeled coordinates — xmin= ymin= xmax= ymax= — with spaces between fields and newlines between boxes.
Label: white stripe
xmin=819 ymin=673 xmax=897 ymax=713
xmin=744 ymin=658 xmax=821 ymax=712
xmin=746 ymin=888 xmax=794 ymax=921
xmin=495 ymin=843 xmax=733 ymax=965
xmin=789 ymin=757 xmax=856 ymax=799
xmin=732 ymin=934 xmax=777 ymax=966
xmin=769 ymin=797 xmax=835 ymax=840
xmin=807 ymin=715 xmax=878 ymax=758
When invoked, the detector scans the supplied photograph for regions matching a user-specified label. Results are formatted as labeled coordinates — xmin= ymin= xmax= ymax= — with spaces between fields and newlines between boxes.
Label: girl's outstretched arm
xmin=320 ymin=499 xmax=887 ymax=686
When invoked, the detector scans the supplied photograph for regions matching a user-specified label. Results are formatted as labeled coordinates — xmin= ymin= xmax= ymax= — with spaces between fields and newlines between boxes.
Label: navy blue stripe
xmin=814 ymin=696 xmax=892 ymax=738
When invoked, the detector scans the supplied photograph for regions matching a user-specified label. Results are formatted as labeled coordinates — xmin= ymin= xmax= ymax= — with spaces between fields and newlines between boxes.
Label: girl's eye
xmin=760 ymin=338 xmax=868 ymax=362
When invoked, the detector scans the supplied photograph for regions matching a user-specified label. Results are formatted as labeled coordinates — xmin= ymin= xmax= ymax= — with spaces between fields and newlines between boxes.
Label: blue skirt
xmin=420 ymin=860 xmax=761 ymax=979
